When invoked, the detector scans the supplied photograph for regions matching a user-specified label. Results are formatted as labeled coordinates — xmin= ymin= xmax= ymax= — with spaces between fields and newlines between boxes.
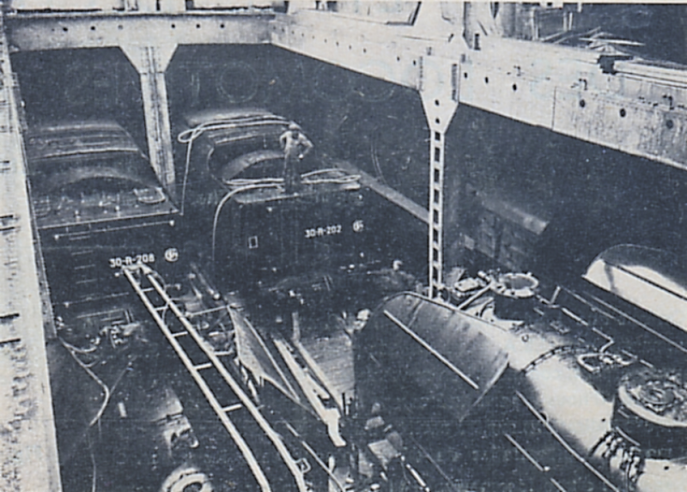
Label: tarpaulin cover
xmin=357 ymin=292 xmax=509 ymax=423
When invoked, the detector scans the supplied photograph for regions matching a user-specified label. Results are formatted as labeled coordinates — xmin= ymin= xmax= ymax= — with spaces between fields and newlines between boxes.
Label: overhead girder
xmin=7 ymin=7 xmax=687 ymax=172
xmin=272 ymin=9 xmax=687 ymax=173
xmin=7 ymin=5 xmax=687 ymax=289
xmin=460 ymin=37 xmax=687 ymax=172
xmin=271 ymin=10 xmax=443 ymax=90
xmin=6 ymin=12 xmax=271 ymax=51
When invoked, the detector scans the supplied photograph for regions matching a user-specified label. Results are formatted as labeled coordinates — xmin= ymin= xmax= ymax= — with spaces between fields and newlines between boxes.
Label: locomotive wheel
xmin=160 ymin=465 xmax=213 ymax=492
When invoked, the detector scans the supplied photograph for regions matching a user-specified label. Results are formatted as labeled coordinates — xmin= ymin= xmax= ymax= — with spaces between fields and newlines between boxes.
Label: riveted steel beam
xmin=271 ymin=10 xmax=453 ymax=90
xmin=0 ymin=7 xmax=62 ymax=490
xmin=461 ymin=36 xmax=687 ymax=171
xmin=6 ymin=12 xmax=272 ymax=51
xmin=273 ymin=10 xmax=687 ymax=173
xmin=121 ymin=43 xmax=177 ymax=192
xmin=10 ymin=8 xmax=687 ymax=172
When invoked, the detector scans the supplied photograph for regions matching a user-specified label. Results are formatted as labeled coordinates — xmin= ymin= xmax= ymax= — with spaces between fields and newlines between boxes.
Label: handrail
xmin=124 ymin=263 xmax=308 ymax=492
xmin=122 ymin=266 xmax=272 ymax=492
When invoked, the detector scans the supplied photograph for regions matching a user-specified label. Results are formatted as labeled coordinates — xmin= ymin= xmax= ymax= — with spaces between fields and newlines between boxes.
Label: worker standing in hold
xmin=280 ymin=123 xmax=313 ymax=194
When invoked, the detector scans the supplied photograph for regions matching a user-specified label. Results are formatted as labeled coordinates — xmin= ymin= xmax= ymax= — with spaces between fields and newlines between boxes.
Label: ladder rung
xmin=170 ymin=331 xmax=188 ymax=338
xmin=75 ymin=278 xmax=98 ymax=286
xmin=222 ymin=403 xmax=243 ymax=413
xmin=154 ymin=305 xmax=169 ymax=312
xmin=0 ymin=313 xmax=20 ymax=322
xmin=186 ymin=305 xmax=227 ymax=318
xmin=69 ymin=250 xmax=93 ymax=257
xmin=194 ymin=362 xmax=213 ymax=371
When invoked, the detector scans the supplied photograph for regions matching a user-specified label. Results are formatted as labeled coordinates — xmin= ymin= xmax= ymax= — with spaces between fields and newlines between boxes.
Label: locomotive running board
xmin=121 ymin=264 xmax=308 ymax=492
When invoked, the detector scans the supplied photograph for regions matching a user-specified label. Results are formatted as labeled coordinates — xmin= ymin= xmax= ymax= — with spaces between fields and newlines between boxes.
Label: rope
xmin=177 ymin=116 xmax=286 ymax=215
xmin=59 ymin=338 xmax=111 ymax=427
xmin=211 ymin=183 xmax=281 ymax=264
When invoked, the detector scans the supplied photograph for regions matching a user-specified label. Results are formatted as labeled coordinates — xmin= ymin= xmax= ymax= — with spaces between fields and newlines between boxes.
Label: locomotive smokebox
xmin=612 ymin=367 xmax=687 ymax=459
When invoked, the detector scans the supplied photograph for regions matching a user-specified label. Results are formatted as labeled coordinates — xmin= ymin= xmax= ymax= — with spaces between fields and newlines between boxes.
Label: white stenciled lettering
xmin=304 ymin=224 xmax=343 ymax=239
xmin=109 ymin=252 xmax=156 ymax=268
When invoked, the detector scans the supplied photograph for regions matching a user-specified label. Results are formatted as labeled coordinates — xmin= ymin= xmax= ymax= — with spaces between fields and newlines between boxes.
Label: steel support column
xmin=420 ymin=56 xmax=459 ymax=298
xmin=121 ymin=43 xmax=177 ymax=193
xmin=0 ymin=6 xmax=62 ymax=490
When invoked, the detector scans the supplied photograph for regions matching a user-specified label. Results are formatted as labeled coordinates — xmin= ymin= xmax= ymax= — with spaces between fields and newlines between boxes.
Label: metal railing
xmin=122 ymin=263 xmax=308 ymax=492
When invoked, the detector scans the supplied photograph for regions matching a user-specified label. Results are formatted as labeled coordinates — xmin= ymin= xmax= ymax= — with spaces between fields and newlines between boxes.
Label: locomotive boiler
xmin=354 ymin=267 xmax=687 ymax=492
xmin=25 ymin=120 xmax=179 ymax=311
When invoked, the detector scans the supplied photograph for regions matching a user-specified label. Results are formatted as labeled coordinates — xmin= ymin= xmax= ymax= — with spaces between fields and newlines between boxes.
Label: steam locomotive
xmin=172 ymin=107 xmax=422 ymax=302
xmin=26 ymin=109 xmax=423 ymax=313
xmin=354 ymin=254 xmax=687 ymax=492
xmin=25 ymin=120 xmax=179 ymax=311
xmin=26 ymin=109 xmax=424 ymax=490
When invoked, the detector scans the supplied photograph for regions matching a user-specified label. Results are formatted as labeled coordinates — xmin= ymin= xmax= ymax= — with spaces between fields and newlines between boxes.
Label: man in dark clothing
xmin=279 ymin=123 xmax=313 ymax=194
